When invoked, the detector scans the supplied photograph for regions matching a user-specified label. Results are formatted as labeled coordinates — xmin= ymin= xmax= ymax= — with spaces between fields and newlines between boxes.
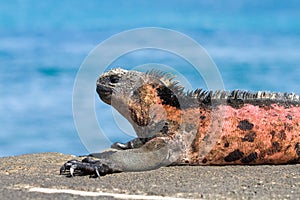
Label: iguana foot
xmin=111 ymin=137 xmax=153 ymax=150
xmin=59 ymin=157 xmax=112 ymax=178
xmin=111 ymin=142 xmax=131 ymax=150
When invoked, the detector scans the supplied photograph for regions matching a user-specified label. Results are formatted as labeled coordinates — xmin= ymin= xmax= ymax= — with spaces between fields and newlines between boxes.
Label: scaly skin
xmin=60 ymin=68 xmax=300 ymax=177
xmin=178 ymin=103 xmax=300 ymax=165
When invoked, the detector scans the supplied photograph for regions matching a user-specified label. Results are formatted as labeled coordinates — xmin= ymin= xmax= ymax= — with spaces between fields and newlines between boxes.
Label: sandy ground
xmin=0 ymin=152 xmax=299 ymax=200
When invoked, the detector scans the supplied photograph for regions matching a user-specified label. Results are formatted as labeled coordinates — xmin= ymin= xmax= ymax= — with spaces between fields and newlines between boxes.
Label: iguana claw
xmin=59 ymin=158 xmax=111 ymax=178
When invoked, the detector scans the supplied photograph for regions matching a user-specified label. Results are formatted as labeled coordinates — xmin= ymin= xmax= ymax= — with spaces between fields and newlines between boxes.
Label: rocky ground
xmin=0 ymin=152 xmax=299 ymax=199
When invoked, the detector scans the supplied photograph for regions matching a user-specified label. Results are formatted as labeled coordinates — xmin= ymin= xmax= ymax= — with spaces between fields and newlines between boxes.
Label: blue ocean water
xmin=0 ymin=0 xmax=300 ymax=157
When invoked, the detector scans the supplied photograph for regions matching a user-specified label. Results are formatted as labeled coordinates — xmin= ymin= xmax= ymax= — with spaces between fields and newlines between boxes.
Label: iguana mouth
xmin=96 ymin=84 xmax=112 ymax=105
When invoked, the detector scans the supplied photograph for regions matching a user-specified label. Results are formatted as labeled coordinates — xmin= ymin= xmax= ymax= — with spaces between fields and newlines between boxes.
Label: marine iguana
xmin=60 ymin=68 xmax=300 ymax=177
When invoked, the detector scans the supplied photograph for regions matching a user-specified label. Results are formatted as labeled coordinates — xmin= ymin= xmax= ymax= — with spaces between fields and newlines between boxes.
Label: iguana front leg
xmin=60 ymin=137 xmax=173 ymax=177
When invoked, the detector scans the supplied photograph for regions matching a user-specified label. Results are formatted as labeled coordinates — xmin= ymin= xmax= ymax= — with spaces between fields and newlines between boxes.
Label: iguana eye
xmin=110 ymin=75 xmax=119 ymax=83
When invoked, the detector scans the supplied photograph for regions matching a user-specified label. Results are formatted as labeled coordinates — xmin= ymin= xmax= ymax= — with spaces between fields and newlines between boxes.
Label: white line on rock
xmin=29 ymin=187 xmax=200 ymax=200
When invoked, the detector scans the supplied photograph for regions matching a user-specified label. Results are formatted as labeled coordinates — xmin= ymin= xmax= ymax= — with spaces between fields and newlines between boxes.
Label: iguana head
xmin=96 ymin=68 xmax=182 ymax=107
xmin=96 ymin=68 xmax=183 ymax=138
xmin=96 ymin=68 xmax=134 ymax=105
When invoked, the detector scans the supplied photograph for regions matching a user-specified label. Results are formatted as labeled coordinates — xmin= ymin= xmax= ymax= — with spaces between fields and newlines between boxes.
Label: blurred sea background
xmin=1 ymin=0 xmax=300 ymax=157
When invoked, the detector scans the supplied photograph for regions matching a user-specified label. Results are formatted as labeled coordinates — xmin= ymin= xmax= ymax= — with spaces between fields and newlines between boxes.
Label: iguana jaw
xmin=96 ymin=84 xmax=112 ymax=105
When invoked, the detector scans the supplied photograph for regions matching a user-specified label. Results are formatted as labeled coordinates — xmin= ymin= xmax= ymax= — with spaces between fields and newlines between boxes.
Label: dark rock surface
xmin=0 ymin=153 xmax=299 ymax=199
